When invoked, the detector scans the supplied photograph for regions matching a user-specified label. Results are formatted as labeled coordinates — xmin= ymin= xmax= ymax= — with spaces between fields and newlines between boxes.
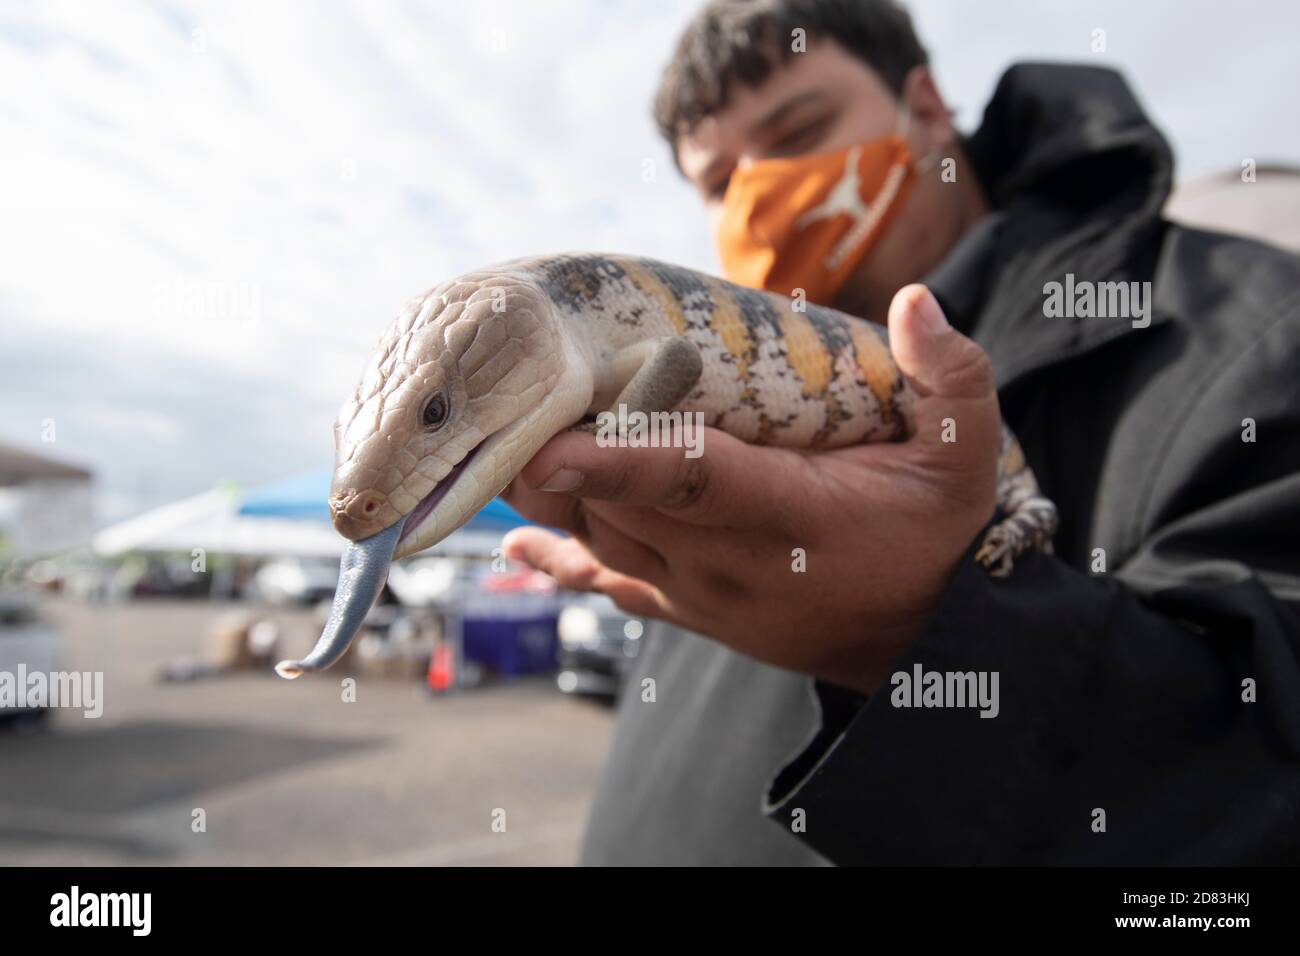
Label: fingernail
xmin=916 ymin=289 xmax=950 ymax=335
xmin=536 ymin=467 xmax=583 ymax=492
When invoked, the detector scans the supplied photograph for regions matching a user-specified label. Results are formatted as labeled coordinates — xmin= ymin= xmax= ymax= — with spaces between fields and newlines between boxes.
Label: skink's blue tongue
xmin=274 ymin=517 xmax=407 ymax=679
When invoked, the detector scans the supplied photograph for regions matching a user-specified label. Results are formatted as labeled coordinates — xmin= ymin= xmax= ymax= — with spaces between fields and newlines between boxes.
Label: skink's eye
xmin=421 ymin=392 xmax=449 ymax=431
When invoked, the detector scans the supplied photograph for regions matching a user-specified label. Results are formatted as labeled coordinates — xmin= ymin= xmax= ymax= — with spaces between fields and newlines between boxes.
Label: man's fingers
xmin=502 ymin=522 xmax=667 ymax=590
xmin=582 ymin=498 xmax=717 ymax=558
xmin=517 ymin=429 xmax=808 ymax=529
xmin=583 ymin=508 xmax=672 ymax=588
xmin=506 ymin=477 xmax=690 ymax=586
xmin=888 ymin=284 xmax=995 ymax=401
xmin=501 ymin=477 xmax=585 ymax=533
xmin=502 ymin=528 xmax=601 ymax=588
xmin=887 ymin=284 xmax=1001 ymax=483
xmin=501 ymin=526 xmax=673 ymax=620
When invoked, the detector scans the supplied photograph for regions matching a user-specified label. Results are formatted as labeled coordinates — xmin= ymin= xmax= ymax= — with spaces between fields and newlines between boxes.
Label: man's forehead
xmin=675 ymin=71 xmax=805 ymax=177
xmin=675 ymin=39 xmax=896 ymax=181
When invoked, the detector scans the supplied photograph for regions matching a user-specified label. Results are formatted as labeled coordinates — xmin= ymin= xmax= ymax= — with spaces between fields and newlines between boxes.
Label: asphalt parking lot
xmin=0 ymin=597 xmax=616 ymax=865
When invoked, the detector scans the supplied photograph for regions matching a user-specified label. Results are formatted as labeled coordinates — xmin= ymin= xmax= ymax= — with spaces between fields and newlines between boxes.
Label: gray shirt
xmin=580 ymin=622 xmax=829 ymax=866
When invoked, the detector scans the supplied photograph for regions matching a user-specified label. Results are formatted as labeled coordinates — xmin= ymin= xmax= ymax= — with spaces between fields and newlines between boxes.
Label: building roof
xmin=1166 ymin=164 xmax=1300 ymax=253
xmin=0 ymin=439 xmax=93 ymax=486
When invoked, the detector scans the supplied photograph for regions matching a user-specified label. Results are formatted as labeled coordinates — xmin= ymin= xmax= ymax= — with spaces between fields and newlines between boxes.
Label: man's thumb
xmin=887 ymin=284 xmax=995 ymax=400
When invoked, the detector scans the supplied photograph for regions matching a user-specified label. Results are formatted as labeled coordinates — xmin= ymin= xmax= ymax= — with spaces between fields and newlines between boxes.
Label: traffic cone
xmin=427 ymin=641 xmax=455 ymax=693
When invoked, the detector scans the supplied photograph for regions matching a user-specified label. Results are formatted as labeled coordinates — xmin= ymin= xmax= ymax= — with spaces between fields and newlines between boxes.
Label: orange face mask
xmin=717 ymin=125 xmax=919 ymax=306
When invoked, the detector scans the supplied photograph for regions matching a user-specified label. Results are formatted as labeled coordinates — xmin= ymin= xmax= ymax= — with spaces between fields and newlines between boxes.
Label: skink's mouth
xmin=397 ymin=440 xmax=485 ymax=544
xmin=390 ymin=403 xmax=561 ymax=560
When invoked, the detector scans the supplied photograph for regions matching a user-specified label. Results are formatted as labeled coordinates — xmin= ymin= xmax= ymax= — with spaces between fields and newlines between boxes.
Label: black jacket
xmin=583 ymin=63 xmax=1300 ymax=865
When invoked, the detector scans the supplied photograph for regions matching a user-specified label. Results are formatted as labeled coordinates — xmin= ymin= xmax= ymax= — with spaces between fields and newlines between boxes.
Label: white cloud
xmin=0 ymin=0 xmax=1294 ymax=524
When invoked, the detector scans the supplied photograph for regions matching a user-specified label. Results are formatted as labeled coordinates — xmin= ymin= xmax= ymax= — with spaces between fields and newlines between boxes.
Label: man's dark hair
xmin=653 ymin=0 xmax=928 ymax=152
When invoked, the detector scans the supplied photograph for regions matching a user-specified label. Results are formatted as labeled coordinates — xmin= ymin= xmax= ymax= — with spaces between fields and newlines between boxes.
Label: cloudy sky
xmin=2 ymin=0 xmax=1297 ymax=528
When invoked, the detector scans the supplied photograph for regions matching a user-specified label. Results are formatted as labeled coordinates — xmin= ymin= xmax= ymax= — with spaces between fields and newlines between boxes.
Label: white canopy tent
xmin=92 ymin=486 xmax=347 ymax=559
xmin=91 ymin=483 xmax=511 ymax=560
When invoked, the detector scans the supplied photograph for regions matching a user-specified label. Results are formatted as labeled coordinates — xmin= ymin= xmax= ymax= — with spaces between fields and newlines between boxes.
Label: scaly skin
xmin=277 ymin=253 xmax=1058 ymax=678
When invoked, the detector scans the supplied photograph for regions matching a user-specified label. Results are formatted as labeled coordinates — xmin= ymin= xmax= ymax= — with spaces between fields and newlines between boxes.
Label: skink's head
xmin=329 ymin=269 xmax=589 ymax=560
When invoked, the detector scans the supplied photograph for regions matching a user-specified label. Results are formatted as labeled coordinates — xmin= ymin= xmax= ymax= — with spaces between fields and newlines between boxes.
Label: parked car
xmin=250 ymin=557 xmax=339 ymax=605
xmin=116 ymin=554 xmax=211 ymax=599
xmin=386 ymin=556 xmax=466 ymax=607
xmin=555 ymin=593 xmax=642 ymax=700
xmin=0 ymin=590 xmax=62 ymax=728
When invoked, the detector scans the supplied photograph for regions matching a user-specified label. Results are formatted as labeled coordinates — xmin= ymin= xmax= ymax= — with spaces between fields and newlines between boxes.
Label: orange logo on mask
xmin=716 ymin=134 xmax=916 ymax=306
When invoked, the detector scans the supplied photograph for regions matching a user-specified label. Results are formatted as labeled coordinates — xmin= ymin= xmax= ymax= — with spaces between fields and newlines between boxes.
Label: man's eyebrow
xmin=688 ymin=90 xmax=831 ymax=189
xmin=748 ymin=90 xmax=829 ymax=137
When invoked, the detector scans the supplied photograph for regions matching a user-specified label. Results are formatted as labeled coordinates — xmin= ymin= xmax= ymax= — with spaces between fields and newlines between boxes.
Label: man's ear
xmin=900 ymin=65 xmax=955 ymax=156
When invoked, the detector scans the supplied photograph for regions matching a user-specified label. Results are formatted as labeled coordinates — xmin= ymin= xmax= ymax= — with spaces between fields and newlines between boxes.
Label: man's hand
xmin=501 ymin=285 xmax=1000 ymax=695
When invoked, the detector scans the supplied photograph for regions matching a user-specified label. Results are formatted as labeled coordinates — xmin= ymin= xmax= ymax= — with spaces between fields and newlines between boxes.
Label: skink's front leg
xmin=571 ymin=336 xmax=704 ymax=434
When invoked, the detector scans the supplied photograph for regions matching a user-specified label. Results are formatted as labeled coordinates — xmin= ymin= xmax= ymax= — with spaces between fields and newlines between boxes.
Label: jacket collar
xmin=927 ymin=63 xmax=1175 ymax=388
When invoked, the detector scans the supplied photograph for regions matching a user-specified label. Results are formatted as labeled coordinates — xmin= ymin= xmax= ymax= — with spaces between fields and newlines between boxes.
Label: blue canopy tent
xmin=237 ymin=470 xmax=334 ymax=520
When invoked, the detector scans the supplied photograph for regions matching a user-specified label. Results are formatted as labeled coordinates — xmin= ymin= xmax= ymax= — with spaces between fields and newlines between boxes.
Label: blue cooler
xmin=458 ymin=592 xmax=560 ymax=676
